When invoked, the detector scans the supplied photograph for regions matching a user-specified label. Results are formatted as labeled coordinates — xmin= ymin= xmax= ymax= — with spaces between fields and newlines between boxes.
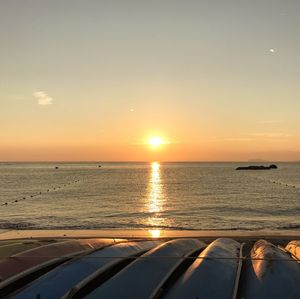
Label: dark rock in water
xmin=269 ymin=164 xmax=278 ymax=169
xmin=236 ymin=164 xmax=278 ymax=170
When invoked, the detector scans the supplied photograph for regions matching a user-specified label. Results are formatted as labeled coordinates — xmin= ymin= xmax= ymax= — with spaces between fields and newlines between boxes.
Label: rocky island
xmin=236 ymin=164 xmax=278 ymax=170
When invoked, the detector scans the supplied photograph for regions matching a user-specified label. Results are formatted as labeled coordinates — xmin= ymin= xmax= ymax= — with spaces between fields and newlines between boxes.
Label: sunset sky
xmin=1 ymin=0 xmax=300 ymax=161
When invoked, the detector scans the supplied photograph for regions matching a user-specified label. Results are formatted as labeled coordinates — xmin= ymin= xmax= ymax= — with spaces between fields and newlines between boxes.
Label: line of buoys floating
xmin=3 ymin=176 xmax=86 ymax=207
xmin=251 ymin=175 xmax=298 ymax=189
xmin=271 ymin=180 xmax=297 ymax=188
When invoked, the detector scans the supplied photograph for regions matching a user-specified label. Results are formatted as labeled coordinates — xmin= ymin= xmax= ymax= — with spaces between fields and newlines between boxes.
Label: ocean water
xmin=0 ymin=162 xmax=299 ymax=231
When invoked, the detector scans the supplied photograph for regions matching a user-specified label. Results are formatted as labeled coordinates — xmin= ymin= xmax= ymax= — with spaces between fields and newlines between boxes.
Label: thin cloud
xmin=257 ymin=120 xmax=282 ymax=124
xmin=209 ymin=132 xmax=292 ymax=142
xmin=224 ymin=137 xmax=255 ymax=142
xmin=33 ymin=91 xmax=53 ymax=105
xmin=208 ymin=137 xmax=255 ymax=142
xmin=251 ymin=133 xmax=291 ymax=138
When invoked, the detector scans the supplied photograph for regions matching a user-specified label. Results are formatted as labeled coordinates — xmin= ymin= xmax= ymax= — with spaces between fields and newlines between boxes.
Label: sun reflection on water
xmin=146 ymin=162 xmax=165 ymax=236
xmin=148 ymin=229 xmax=161 ymax=238
xmin=148 ymin=162 xmax=162 ymax=214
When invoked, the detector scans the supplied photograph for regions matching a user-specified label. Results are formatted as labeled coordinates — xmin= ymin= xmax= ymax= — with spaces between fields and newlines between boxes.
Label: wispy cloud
xmin=33 ymin=91 xmax=53 ymax=105
xmin=250 ymin=133 xmax=291 ymax=138
xmin=209 ymin=132 xmax=293 ymax=143
xmin=257 ymin=120 xmax=282 ymax=124
xmin=223 ymin=137 xmax=255 ymax=142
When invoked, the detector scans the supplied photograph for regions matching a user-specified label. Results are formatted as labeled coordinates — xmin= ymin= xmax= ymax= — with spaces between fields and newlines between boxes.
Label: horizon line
xmin=0 ymin=160 xmax=299 ymax=163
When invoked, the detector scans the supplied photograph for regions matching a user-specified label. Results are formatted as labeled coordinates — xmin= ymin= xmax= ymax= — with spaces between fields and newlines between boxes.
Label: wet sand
xmin=1 ymin=229 xmax=299 ymax=246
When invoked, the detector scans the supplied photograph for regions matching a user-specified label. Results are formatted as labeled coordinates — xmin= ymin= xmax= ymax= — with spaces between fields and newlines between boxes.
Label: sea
xmin=0 ymin=162 xmax=299 ymax=231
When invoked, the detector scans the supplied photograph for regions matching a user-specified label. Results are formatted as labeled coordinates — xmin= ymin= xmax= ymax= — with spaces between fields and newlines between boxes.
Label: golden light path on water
xmin=147 ymin=162 xmax=166 ymax=238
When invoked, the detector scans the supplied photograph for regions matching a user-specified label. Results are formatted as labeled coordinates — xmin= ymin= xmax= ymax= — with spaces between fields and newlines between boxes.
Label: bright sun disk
xmin=148 ymin=136 xmax=164 ymax=149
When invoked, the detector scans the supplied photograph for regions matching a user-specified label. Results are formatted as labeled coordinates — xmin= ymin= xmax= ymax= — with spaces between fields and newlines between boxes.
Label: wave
xmin=0 ymin=221 xmax=36 ymax=230
xmin=276 ymin=223 xmax=300 ymax=230
xmin=0 ymin=220 xmax=299 ymax=231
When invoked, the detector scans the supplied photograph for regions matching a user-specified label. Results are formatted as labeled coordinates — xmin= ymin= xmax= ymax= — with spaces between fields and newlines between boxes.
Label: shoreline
xmin=1 ymin=229 xmax=299 ymax=241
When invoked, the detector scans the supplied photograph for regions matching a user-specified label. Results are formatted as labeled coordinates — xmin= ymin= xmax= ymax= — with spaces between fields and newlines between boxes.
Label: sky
xmin=1 ymin=0 xmax=300 ymax=161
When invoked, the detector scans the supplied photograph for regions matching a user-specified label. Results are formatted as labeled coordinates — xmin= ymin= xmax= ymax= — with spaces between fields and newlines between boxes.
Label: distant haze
xmin=1 ymin=1 xmax=300 ymax=161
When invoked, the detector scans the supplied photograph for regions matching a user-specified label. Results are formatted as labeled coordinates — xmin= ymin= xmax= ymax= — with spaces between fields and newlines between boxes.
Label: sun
xmin=148 ymin=136 xmax=164 ymax=149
